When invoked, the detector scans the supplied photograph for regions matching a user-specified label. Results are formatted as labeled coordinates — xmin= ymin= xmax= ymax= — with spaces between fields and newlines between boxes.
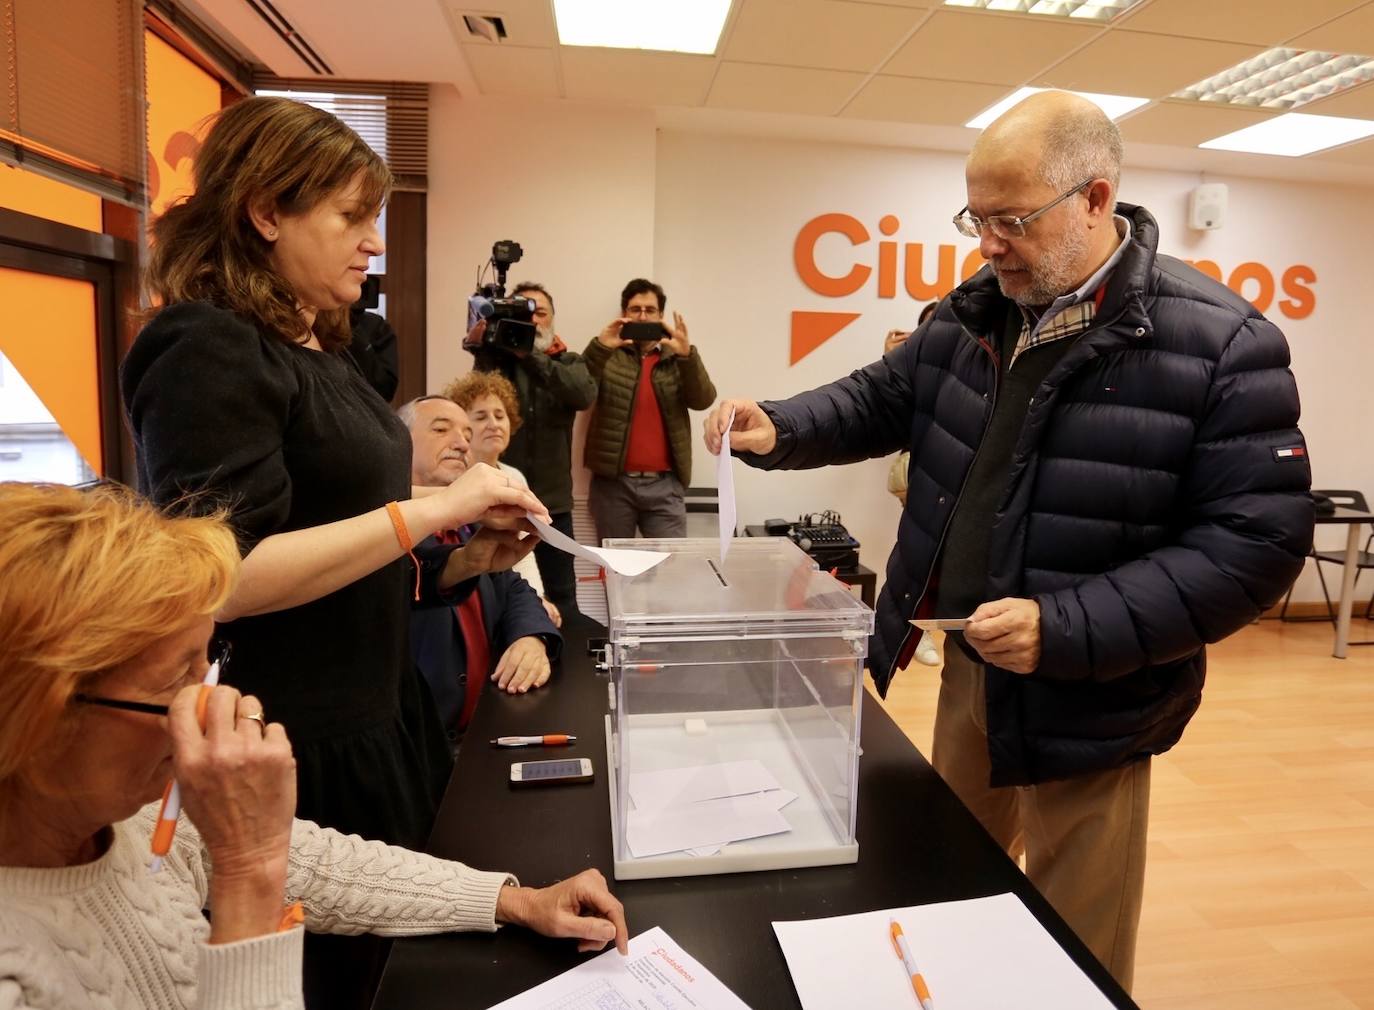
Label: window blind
xmin=254 ymin=76 xmax=429 ymax=192
xmin=0 ymin=0 xmax=145 ymax=206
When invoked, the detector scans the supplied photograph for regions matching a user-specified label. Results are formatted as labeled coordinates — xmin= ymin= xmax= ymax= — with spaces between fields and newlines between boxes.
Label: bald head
xmin=970 ymin=90 xmax=1122 ymax=202
xmin=962 ymin=91 xmax=1124 ymax=307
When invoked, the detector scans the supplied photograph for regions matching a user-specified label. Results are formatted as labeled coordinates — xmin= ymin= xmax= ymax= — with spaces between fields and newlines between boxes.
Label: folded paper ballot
xmin=526 ymin=511 xmax=668 ymax=577
xmin=628 ymin=759 xmax=782 ymax=812
xmin=625 ymin=760 xmax=795 ymax=858
xmin=909 ymin=617 xmax=970 ymax=632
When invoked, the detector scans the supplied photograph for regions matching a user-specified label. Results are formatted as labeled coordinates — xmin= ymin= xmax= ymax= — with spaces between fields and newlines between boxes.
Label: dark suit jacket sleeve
xmin=412 ymin=534 xmax=478 ymax=609
xmin=487 ymin=570 xmax=563 ymax=658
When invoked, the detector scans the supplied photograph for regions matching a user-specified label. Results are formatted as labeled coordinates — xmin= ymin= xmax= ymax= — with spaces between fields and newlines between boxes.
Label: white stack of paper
xmin=773 ymin=893 xmax=1117 ymax=1010
xmin=625 ymin=759 xmax=795 ymax=858
xmin=488 ymin=926 xmax=750 ymax=1010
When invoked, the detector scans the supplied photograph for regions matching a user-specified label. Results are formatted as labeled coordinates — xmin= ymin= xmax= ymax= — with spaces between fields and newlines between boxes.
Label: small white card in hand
xmin=717 ymin=407 xmax=737 ymax=562
xmin=909 ymin=618 xmax=970 ymax=632
xmin=526 ymin=511 xmax=668 ymax=578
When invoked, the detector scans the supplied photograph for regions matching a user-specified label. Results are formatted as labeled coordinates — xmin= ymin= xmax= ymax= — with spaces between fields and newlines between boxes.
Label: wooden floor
xmin=873 ymin=618 xmax=1374 ymax=1010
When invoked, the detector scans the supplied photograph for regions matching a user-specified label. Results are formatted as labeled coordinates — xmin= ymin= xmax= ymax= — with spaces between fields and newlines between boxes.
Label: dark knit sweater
xmin=935 ymin=305 xmax=1078 ymax=621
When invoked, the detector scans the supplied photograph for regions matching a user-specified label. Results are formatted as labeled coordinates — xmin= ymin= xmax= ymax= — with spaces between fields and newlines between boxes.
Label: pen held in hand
xmin=149 ymin=657 xmax=222 ymax=872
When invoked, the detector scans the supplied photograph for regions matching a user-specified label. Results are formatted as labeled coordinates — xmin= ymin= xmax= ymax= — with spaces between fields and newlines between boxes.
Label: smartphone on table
xmin=510 ymin=758 xmax=594 ymax=787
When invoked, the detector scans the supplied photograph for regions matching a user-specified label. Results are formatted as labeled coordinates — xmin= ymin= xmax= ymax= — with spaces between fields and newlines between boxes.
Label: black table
xmin=374 ymin=615 xmax=1138 ymax=1010
xmin=743 ymin=524 xmax=877 ymax=608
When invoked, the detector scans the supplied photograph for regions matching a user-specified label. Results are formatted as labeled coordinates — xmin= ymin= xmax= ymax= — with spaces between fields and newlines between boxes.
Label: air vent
xmin=242 ymin=0 xmax=332 ymax=74
xmin=462 ymin=14 xmax=509 ymax=43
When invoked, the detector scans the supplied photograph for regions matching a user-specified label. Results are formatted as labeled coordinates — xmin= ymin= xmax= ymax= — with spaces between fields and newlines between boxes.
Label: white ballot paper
xmin=909 ymin=617 xmax=970 ymax=632
xmin=526 ymin=511 xmax=668 ymax=578
xmin=627 ymin=792 xmax=792 ymax=858
xmin=488 ymin=926 xmax=750 ymax=1010
xmin=773 ymin=893 xmax=1115 ymax=1010
xmin=717 ymin=408 xmax=737 ymax=562
xmin=628 ymin=759 xmax=782 ymax=812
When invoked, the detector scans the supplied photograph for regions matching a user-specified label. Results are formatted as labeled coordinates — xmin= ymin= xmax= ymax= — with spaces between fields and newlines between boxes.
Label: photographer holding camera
xmin=464 ymin=249 xmax=594 ymax=615
xmin=583 ymin=278 xmax=716 ymax=542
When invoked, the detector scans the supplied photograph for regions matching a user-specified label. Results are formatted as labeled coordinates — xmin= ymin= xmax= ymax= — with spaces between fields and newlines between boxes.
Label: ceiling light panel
xmin=965 ymin=85 xmax=1149 ymax=128
xmin=553 ymin=0 xmax=732 ymax=55
xmin=1175 ymin=47 xmax=1374 ymax=110
xmin=943 ymin=0 xmax=1144 ymax=20
xmin=1199 ymin=112 xmax=1374 ymax=156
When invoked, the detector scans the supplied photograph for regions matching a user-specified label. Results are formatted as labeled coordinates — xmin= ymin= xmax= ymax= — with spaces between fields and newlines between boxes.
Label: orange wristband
xmin=385 ymin=501 xmax=421 ymax=601
xmin=277 ymin=901 xmax=304 ymax=932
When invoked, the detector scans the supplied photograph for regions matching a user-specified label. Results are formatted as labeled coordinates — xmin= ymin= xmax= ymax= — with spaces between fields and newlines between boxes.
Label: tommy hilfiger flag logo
xmin=1273 ymin=446 xmax=1307 ymax=461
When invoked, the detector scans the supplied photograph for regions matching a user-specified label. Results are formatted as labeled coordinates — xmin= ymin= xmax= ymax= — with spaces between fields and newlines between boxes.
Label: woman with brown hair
xmin=120 ymin=96 xmax=547 ymax=1006
xmin=0 ymin=482 xmax=627 ymax=1010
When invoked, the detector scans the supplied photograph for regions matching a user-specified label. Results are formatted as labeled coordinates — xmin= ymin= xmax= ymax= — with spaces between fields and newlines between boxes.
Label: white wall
xmin=428 ymin=91 xmax=1372 ymax=603
xmin=427 ymin=87 xmax=659 ymax=494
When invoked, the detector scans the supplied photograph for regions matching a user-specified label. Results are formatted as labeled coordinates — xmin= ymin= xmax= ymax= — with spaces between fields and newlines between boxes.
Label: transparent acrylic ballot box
xmin=602 ymin=537 xmax=873 ymax=880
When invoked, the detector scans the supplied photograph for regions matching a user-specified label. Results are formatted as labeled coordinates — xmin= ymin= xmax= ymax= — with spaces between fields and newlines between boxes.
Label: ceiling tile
xmin=445 ymin=0 xmax=559 ymax=47
xmin=883 ymin=10 xmax=1102 ymax=86
xmin=560 ymin=49 xmax=716 ymax=106
xmin=841 ymin=75 xmax=1009 ymax=125
xmin=1038 ymin=31 xmax=1263 ymax=96
xmin=706 ymin=62 xmax=868 ymax=114
xmin=1118 ymin=100 xmax=1278 ymax=146
xmin=1117 ymin=0 xmax=1364 ymax=46
xmin=463 ymin=44 xmax=560 ymax=98
xmin=1291 ymin=4 xmax=1374 ymax=52
xmin=724 ymin=0 xmax=927 ymax=71
xmin=1310 ymin=134 xmax=1374 ymax=163
xmin=1301 ymin=80 xmax=1374 ymax=118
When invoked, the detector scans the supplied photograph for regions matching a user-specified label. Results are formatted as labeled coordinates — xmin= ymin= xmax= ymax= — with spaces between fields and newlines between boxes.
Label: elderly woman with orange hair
xmin=0 ymin=482 xmax=626 ymax=1010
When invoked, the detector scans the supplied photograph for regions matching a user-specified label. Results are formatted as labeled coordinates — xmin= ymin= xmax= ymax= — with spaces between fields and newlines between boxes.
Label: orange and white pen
xmin=489 ymin=734 xmax=576 ymax=747
xmin=149 ymin=656 xmax=223 ymax=872
xmin=890 ymin=919 xmax=935 ymax=1010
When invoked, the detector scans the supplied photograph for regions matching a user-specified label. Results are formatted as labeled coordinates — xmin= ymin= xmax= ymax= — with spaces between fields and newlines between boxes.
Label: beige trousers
xmin=932 ymin=644 xmax=1151 ymax=993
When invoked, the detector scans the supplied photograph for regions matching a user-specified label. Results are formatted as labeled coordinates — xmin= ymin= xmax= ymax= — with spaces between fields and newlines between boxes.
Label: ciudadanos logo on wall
xmin=789 ymin=211 xmax=1318 ymax=366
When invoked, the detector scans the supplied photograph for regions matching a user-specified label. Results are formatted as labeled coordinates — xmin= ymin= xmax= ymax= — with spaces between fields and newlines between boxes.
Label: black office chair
xmin=1280 ymin=489 xmax=1373 ymax=623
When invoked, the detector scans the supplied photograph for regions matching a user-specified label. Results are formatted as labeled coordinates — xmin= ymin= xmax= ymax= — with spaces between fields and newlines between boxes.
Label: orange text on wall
xmin=790 ymin=212 xmax=1317 ymax=365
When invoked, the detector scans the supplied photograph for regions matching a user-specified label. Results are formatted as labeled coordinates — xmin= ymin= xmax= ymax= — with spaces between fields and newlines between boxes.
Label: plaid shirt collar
xmin=1013 ymin=215 xmax=1132 ymax=364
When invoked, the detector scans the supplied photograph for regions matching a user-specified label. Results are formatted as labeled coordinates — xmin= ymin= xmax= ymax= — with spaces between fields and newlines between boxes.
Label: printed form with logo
xmin=488 ymin=926 xmax=750 ymax=1010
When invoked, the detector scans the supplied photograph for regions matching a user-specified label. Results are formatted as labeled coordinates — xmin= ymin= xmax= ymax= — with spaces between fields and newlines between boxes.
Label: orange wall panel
xmin=0 ymin=267 xmax=103 ymax=474
xmin=0 ymin=163 xmax=103 ymax=232
xmin=146 ymin=30 xmax=222 ymax=218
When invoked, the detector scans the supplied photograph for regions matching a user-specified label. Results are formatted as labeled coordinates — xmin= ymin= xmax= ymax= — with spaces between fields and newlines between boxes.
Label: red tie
xmin=439 ymin=527 xmax=491 ymax=730
xmin=455 ymin=592 xmax=489 ymax=730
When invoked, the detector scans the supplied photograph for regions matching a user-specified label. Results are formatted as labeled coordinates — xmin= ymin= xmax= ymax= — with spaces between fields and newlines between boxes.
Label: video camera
xmin=465 ymin=240 xmax=536 ymax=355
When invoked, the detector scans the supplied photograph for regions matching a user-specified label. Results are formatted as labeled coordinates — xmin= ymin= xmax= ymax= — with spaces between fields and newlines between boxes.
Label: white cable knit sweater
xmin=0 ymin=804 xmax=515 ymax=1010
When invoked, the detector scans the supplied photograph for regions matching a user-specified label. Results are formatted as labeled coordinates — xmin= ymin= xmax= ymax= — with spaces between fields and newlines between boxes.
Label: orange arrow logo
xmin=790 ymin=310 xmax=861 ymax=365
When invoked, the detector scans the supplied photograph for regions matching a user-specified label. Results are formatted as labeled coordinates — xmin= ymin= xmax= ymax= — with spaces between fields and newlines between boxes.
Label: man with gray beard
xmin=705 ymin=91 xmax=1311 ymax=992
xmin=466 ymin=281 xmax=594 ymax=615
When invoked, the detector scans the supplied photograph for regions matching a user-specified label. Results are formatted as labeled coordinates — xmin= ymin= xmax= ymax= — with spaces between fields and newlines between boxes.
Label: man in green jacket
xmin=468 ymin=281 xmax=595 ymax=613
xmin=584 ymin=278 xmax=717 ymax=542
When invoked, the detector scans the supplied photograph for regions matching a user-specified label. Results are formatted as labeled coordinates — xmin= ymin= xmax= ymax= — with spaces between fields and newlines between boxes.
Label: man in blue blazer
xmin=401 ymin=395 xmax=562 ymax=746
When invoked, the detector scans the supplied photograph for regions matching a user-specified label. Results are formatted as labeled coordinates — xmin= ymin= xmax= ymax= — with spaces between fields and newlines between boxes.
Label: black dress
xmin=120 ymin=301 xmax=453 ymax=1007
